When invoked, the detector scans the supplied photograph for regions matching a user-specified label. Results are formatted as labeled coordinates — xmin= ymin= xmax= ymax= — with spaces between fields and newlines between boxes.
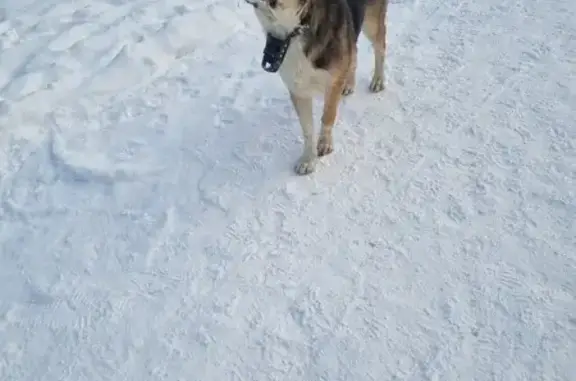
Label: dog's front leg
xmin=289 ymin=92 xmax=317 ymax=175
xmin=342 ymin=50 xmax=357 ymax=96
xmin=318 ymin=73 xmax=347 ymax=156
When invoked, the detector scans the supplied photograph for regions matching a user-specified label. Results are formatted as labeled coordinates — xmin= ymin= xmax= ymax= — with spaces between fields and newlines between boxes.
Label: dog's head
xmin=245 ymin=0 xmax=308 ymax=37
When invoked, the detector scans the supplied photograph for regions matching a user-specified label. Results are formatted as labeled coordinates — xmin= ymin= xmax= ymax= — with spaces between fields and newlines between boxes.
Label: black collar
xmin=261 ymin=25 xmax=307 ymax=73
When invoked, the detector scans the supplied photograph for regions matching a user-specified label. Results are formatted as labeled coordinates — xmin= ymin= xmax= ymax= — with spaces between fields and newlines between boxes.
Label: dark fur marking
xmin=346 ymin=0 xmax=368 ymax=40
xmin=299 ymin=0 xmax=359 ymax=71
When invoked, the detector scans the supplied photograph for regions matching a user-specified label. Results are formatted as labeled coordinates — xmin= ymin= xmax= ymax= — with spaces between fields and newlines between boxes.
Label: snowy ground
xmin=1 ymin=0 xmax=575 ymax=379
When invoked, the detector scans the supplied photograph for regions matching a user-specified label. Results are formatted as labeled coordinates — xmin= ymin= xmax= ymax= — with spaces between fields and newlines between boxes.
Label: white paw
xmin=294 ymin=154 xmax=317 ymax=175
xmin=369 ymin=75 xmax=385 ymax=92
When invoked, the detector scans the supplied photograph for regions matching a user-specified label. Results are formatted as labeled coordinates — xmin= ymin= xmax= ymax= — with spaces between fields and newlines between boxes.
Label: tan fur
xmin=248 ymin=0 xmax=389 ymax=174
xmin=317 ymin=64 xmax=353 ymax=157
xmin=363 ymin=0 xmax=388 ymax=92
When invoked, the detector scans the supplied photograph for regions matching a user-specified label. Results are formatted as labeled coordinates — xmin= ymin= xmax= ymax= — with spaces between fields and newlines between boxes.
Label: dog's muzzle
xmin=261 ymin=26 xmax=306 ymax=73
xmin=261 ymin=34 xmax=291 ymax=73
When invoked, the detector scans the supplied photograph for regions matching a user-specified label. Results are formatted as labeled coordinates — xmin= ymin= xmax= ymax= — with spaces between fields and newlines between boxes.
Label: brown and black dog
xmin=246 ymin=0 xmax=388 ymax=174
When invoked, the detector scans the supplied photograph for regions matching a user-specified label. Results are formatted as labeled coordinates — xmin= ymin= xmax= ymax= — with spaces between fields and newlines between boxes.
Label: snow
xmin=0 ymin=0 xmax=575 ymax=379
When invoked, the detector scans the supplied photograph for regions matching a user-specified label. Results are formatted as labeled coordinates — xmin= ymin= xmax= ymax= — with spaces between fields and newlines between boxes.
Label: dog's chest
xmin=277 ymin=38 xmax=331 ymax=96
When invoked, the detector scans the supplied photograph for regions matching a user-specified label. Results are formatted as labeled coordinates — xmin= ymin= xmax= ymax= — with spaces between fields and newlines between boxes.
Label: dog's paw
xmin=342 ymin=84 xmax=354 ymax=96
xmin=294 ymin=155 xmax=317 ymax=175
xmin=317 ymin=135 xmax=334 ymax=157
xmin=369 ymin=75 xmax=385 ymax=93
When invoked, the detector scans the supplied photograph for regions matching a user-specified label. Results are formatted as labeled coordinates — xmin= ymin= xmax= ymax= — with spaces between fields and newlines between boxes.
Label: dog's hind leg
xmin=363 ymin=0 xmax=388 ymax=92
xmin=290 ymin=92 xmax=317 ymax=175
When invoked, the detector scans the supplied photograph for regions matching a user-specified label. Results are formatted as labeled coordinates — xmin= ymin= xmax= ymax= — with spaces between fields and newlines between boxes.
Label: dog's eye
xmin=268 ymin=0 xmax=278 ymax=8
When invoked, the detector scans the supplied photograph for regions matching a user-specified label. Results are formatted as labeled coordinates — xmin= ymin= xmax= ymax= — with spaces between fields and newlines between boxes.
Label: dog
xmin=245 ymin=0 xmax=388 ymax=175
